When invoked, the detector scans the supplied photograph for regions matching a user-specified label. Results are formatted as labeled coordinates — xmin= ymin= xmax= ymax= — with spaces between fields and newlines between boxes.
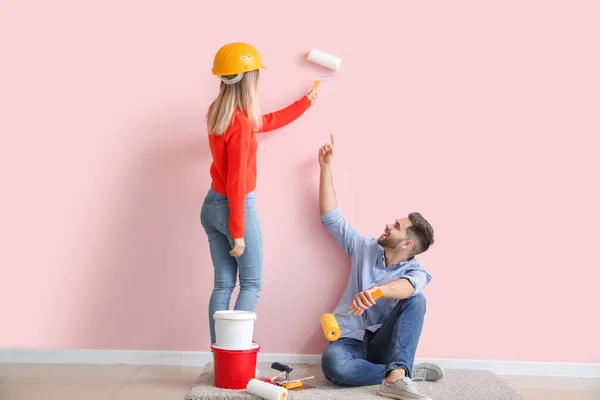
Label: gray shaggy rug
xmin=185 ymin=362 xmax=524 ymax=400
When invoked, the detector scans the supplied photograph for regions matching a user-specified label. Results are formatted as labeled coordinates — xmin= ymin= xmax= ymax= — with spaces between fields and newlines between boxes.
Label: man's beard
xmin=377 ymin=237 xmax=403 ymax=249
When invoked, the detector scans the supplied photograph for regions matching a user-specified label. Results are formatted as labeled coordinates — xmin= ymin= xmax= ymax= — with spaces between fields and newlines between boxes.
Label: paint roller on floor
xmin=246 ymin=378 xmax=288 ymax=400
xmin=306 ymin=49 xmax=342 ymax=92
xmin=321 ymin=288 xmax=384 ymax=341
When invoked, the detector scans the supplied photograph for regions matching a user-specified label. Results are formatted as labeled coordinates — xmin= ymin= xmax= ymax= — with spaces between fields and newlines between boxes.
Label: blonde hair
xmin=207 ymin=70 xmax=262 ymax=136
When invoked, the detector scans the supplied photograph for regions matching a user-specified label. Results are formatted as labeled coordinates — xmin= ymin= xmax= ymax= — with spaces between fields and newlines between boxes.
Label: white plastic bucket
xmin=213 ymin=310 xmax=257 ymax=350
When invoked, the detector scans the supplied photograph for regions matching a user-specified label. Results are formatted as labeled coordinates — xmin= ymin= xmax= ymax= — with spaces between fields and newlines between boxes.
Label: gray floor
xmin=0 ymin=362 xmax=599 ymax=399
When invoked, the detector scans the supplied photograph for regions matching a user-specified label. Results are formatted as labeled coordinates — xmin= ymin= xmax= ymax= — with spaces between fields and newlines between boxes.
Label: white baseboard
xmin=1 ymin=348 xmax=598 ymax=378
xmin=414 ymin=357 xmax=600 ymax=379
xmin=0 ymin=348 xmax=322 ymax=368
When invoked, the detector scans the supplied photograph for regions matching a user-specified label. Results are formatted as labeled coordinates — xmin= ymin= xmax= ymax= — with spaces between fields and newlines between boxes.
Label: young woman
xmin=201 ymin=42 xmax=317 ymax=345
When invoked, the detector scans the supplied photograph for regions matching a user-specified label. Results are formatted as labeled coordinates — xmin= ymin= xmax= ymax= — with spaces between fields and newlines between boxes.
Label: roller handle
xmin=349 ymin=288 xmax=384 ymax=310
xmin=309 ymin=79 xmax=320 ymax=103
xmin=312 ymin=79 xmax=320 ymax=91
xmin=282 ymin=381 xmax=302 ymax=390
xmin=269 ymin=370 xmax=287 ymax=381
xmin=372 ymin=288 xmax=384 ymax=300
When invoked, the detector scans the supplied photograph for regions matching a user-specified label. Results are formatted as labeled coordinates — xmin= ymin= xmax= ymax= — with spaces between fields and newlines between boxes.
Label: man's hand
xmin=318 ymin=134 xmax=338 ymax=215
xmin=350 ymin=287 xmax=381 ymax=317
xmin=318 ymin=134 xmax=335 ymax=168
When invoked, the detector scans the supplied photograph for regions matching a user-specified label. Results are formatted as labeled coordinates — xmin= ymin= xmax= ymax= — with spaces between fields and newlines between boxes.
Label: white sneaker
xmin=376 ymin=377 xmax=431 ymax=400
xmin=412 ymin=363 xmax=444 ymax=382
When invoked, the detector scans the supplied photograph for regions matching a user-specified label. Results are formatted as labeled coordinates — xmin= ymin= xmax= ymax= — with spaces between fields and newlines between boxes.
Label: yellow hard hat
xmin=212 ymin=42 xmax=266 ymax=77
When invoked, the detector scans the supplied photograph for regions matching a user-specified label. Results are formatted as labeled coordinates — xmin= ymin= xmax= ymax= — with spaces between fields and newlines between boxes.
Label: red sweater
xmin=208 ymin=95 xmax=311 ymax=238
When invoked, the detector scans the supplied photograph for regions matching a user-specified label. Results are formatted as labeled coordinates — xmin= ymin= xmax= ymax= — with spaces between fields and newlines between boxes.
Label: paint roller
xmin=320 ymin=288 xmax=384 ymax=341
xmin=306 ymin=49 xmax=342 ymax=93
xmin=246 ymin=378 xmax=288 ymax=400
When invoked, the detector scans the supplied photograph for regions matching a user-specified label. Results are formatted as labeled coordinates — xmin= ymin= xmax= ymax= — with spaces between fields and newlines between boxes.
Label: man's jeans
xmin=200 ymin=188 xmax=263 ymax=345
xmin=321 ymin=293 xmax=426 ymax=386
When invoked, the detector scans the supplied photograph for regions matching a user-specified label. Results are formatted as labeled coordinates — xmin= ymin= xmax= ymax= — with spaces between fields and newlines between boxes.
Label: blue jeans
xmin=321 ymin=293 xmax=426 ymax=386
xmin=200 ymin=188 xmax=263 ymax=345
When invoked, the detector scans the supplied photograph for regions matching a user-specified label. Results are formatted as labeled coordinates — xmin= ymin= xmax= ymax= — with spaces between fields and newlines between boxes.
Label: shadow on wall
xmin=69 ymin=110 xmax=349 ymax=354
xmin=292 ymin=156 xmax=350 ymax=355
xmin=73 ymin=112 xmax=214 ymax=352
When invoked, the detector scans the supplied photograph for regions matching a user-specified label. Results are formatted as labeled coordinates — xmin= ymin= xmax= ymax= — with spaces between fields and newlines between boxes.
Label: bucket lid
xmin=212 ymin=342 xmax=260 ymax=352
xmin=213 ymin=310 xmax=257 ymax=321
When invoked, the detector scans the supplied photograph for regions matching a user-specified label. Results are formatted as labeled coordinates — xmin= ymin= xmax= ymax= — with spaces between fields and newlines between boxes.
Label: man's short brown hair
xmin=407 ymin=212 xmax=435 ymax=255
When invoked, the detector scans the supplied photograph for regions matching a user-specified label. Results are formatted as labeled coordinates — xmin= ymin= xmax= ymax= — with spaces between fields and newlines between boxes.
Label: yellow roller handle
xmin=321 ymin=288 xmax=384 ymax=342
xmin=312 ymin=79 xmax=320 ymax=91
xmin=282 ymin=381 xmax=302 ymax=390
xmin=373 ymin=288 xmax=384 ymax=300
xmin=349 ymin=288 xmax=383 ymax=310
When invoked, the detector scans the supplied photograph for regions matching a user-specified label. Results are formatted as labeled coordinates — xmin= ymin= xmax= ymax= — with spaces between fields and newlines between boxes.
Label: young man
xmin=318 ymin=134 xmax=443 ymax=400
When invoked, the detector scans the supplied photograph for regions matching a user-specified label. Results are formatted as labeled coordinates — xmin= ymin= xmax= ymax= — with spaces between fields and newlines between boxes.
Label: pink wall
xmin=1 ymin=1 xmax=598 ymax=364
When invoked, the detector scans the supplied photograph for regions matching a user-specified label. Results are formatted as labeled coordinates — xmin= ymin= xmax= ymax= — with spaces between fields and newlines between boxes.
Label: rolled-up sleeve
xmin=320 ymin=208 xmax=366 ymax=258
xmin=401 ymin=268 xmax=432 ymax=296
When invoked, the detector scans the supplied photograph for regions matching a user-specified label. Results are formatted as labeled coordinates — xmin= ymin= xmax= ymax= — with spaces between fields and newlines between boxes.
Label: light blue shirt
xmin=321 ymin=208 xmax=432 ymax=341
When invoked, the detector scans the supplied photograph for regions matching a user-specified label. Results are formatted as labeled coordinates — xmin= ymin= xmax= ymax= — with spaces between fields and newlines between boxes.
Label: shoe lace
xmin=401 ymin=377 xmax=421 ymax=391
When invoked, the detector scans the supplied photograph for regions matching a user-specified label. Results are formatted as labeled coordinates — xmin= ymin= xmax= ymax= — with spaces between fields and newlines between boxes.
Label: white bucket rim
xmin=213 ymin=310 xmax=257 ymax=321
xmin=212 ymin=342 xmax=260 ymax=351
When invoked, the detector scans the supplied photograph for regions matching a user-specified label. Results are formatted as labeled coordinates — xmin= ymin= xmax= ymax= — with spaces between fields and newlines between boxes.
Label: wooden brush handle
xmin=281 ymin=376 xmax=315 ymax=384
xmin=269 ymin=370 xmax=286 ymax=380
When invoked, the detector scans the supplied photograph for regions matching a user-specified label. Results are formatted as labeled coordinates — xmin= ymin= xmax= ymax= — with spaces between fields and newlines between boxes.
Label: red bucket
xmin=211 ymin=342 xmax=260 ymax=389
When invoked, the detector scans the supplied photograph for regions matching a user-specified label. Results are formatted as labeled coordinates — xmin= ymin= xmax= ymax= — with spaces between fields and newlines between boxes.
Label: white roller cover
xmin=246 ymin=379 xmax=288 ymax=400
xmin=307 ymin=49 xmax=342 ymax=71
